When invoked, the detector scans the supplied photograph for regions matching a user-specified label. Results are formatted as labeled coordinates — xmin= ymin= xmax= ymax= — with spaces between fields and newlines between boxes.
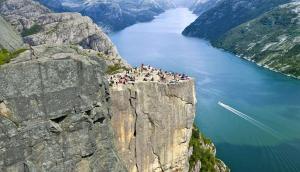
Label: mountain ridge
xmin=215 ymin=2 xmax=300 ymax=78
xmin=183 ymin=0 xmax=292 ymax=41
xmin=36 ymin=0 xmax=176 ymax=32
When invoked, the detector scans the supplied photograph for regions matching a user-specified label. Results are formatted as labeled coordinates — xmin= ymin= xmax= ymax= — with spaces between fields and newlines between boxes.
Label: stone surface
xmin=0 ymin=45 xmax=126 ymax=172
xmin=0 ymin=0 xmax=50 ymax=32
xmin=0 ymin=16 xmax=24 ymax=51
xmin=110 ymin=80 xmax=196 ymax=172
xmin=24 ymin=12 xmax=121 ymax=59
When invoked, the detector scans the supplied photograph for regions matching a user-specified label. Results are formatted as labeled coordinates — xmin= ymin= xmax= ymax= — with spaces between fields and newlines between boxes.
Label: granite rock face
xmin=110 ymin=81 xmax=196 ymax=172
xmin=0 ymin=0 xmax=50 ymax=32
xmin=23 ymin=12 xmax=121 ymax=59
xmin=0 ymin=45 xmax=126 ymax=172
xmin=0 ymin=16 xmax=24 ymax=51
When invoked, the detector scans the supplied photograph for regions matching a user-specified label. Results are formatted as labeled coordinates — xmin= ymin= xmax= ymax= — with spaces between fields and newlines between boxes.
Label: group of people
xmin=108 ymin=64 xmax=191 ymax=87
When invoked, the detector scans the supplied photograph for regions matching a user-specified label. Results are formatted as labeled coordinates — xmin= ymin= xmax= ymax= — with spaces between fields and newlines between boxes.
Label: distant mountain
xmin=36 ymin=0 xmax=176 ymax=32
xmin=190 ymin=0 xmax=221 ymax=15
xmin=183 ymin=0 xmax=291 ymax=41
xmin=171 ymin=0 xmax=196 ymax=7
xmin=215 ymin=2 xmax=300 ymax=78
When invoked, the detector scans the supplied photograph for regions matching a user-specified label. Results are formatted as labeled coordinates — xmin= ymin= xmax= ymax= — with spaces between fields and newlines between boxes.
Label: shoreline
xmin=181 ymin=34 xmax=300 ymax=81
xmin=239 ymin=54 xmax=300 ymax=80
xmin=210 ymin=43 xmax=300 ymax=81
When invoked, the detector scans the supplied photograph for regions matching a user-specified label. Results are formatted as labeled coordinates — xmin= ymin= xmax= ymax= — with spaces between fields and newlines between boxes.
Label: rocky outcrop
xmin=110 ymin=81 xmax=196 ymax=172
xmin=0 ymin=45 xmax=126 ymax=172
xmin=0 ymin=16 xmax=24 ymax=51
xmin=23 ymin=12 xmax=121 ymax=59
xmin=0 ymin=0 xmax=50 ymax=32
xmin=0 ymin=0 xmax=127 ymax=66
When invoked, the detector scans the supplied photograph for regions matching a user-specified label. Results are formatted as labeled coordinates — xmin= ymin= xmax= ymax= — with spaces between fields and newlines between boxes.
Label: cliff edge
xmin=0 ymin=45 xmax=126 ymax=171
xmin=110 ymin=80 xmax=196 ymax=172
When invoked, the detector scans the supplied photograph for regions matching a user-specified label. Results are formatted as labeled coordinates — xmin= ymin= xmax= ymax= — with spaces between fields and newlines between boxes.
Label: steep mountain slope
xmin=183 ymin=0 xmax=291 ymax=41
xmin=36 ymin=0 xmax=175 ymax=32
xmin=215 ymin=2 xmax=300 ymax=78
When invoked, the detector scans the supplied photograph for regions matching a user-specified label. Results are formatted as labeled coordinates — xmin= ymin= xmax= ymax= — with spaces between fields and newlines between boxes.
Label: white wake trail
xmin=218 ymin=101 xmax=280 ymax=138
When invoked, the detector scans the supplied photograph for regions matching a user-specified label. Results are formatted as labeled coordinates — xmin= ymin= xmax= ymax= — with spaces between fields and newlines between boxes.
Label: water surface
xmin=110 ymin=8 xmax=300 ymax=172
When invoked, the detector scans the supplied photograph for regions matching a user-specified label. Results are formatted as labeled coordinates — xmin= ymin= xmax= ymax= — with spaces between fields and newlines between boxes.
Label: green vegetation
xmin=214 ymin=2 xmax=300 ymax=77
xmin=189 ymin=125 xmax=229 ymax=172
xmin=21 ymin=24 xmax=42 ymax=37
xmin=189 ymin=125 xmax=215 ymax=172
xmin=183 ymin=0 xmax=290 ymax=41
xmin=0 ymin=48 xmax=27 ymax=65
xmin=106 ymin=63 xmax=128 ymax=75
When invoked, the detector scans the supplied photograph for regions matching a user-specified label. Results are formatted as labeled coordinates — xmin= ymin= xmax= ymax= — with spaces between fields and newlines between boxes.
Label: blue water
xmin=110 ymin=8 xmax=300 ymax=172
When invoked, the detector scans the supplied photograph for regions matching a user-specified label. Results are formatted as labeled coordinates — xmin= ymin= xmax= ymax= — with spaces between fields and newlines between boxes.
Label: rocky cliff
xmin=0 ymin=45 xmax=126 ymax=172
xmin=0 ymin=0 xmax=228 ymax=172
xmin=110 ymin=80 xmax=196 ymax=172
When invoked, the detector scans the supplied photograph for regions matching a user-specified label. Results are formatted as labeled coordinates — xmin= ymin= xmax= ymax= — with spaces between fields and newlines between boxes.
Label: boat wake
xmin=218 ymin=101 xmax=280 ymax=138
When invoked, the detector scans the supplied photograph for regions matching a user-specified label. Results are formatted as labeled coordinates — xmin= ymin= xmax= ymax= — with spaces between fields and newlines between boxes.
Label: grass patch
xmin=106 ymin=64 xmax=128 ymax=75
xmin=21 ymin=24 xmax=42 ymax=37
xmin=0 ymin=48 xmax=27 ymax=65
